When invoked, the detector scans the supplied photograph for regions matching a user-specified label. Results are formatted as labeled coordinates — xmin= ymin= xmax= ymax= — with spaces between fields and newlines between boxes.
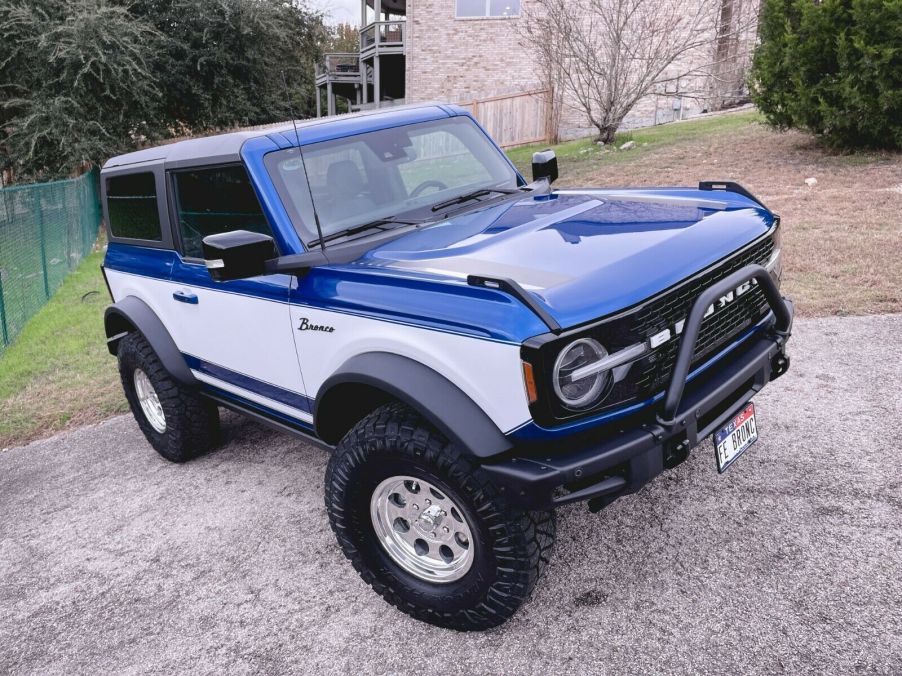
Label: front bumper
xmin=482 ymin=264 xmax=794 ymax=512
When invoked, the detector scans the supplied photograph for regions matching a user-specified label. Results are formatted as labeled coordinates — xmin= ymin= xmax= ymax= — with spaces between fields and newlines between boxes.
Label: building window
xmin=173 ymin=165 xmax=274 ymax=259
xmin=107 ymin=172 xmax=162 ymax=241
xmin=455 ymin=0 xmax=520 ymax=18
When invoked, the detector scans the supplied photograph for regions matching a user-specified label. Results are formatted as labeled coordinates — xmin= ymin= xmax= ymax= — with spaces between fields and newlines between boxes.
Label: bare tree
xmin=526 ymin=0 xmax=728 ymax=143
xmin=518 ymin=6 xmax=567 ymax=144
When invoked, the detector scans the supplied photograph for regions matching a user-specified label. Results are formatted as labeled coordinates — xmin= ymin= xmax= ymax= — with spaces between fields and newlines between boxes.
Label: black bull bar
xmin=481 ymin=264 xmax=794 ymax=512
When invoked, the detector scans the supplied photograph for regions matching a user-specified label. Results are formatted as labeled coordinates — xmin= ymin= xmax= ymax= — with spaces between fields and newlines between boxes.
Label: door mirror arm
xmin=264 ymin=250 xmax=330 ymax=276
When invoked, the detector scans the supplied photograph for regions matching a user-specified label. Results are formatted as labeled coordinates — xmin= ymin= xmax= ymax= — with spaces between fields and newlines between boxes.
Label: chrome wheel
xmin=133 ymin=368 xmax=166 ymax=434
xmin=370 ymin=475 xmax=474 ymax=583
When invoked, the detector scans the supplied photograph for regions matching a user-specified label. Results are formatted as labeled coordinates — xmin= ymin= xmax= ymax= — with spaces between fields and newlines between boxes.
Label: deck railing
xmin=359 ymin=21 xmax=406 ymax=54
xmin=315 ymin=53 xmax=360 ymax=79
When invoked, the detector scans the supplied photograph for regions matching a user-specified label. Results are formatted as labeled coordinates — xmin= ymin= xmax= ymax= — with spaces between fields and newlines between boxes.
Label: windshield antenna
xmin=280 ymin=70 xmax=326 ymax=251
xmin=280 ymin=70 xmax=302 ymax=146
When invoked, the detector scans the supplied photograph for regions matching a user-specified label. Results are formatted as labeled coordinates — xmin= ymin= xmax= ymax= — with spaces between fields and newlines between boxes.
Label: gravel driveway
xmin=2 ymin=314 xmax=900 ymax=675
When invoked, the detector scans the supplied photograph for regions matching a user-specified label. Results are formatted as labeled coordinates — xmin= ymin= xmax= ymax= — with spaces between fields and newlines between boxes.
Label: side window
xmin=173 ymin=165 xmax=274 ymax=259
xmin=107 ymin=172 xmax=162 ymax=241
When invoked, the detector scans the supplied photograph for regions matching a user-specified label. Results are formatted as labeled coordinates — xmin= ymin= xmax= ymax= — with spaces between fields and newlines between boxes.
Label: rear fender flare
xmin=104 ymin=296 xmax=197 ymax=387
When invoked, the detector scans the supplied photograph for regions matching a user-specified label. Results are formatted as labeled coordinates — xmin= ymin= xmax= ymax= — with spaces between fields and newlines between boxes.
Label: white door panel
xmin=106 ymin=269 xmax=308 ymax=413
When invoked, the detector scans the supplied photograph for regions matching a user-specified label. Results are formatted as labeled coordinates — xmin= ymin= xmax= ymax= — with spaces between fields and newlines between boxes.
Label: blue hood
xmin=348 ymin=188 xmax=776 ymax=331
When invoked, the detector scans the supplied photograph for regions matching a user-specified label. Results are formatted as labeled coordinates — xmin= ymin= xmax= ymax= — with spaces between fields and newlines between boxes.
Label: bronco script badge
xmin=297 ymin=318 xmax=335 ymax=333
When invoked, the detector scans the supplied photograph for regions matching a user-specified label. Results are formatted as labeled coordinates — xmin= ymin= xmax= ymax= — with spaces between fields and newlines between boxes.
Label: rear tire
xmin=118 ymin=332 xmax=219 ymax=462
xmin=324 ymin=402 xmax=555 ymax=631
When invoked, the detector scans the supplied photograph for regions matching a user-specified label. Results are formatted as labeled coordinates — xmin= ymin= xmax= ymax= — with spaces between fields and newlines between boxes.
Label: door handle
xmin=172 ymin=291 xmax=198 ymax=305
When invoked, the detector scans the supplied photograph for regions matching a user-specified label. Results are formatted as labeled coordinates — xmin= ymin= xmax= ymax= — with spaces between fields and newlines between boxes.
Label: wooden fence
xmin=459 ymin=89 xmax=552 ymax=148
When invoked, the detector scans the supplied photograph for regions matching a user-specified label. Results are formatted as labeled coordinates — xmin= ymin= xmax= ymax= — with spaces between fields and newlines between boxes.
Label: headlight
xmin=552 ymin=338 xmax=611 ymax=409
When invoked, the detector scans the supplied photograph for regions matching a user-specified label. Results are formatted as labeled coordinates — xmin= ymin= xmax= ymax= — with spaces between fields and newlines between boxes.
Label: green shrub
xmin=750 ymin=0 xmax=902 ymax=149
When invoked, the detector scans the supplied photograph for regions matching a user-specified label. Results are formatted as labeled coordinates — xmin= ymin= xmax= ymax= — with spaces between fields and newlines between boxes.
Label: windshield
xmin=265 ymin=116 xmax=520 ymax=246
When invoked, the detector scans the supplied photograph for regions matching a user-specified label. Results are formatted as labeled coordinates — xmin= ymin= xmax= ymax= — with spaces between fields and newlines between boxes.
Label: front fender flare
xmin=315 ymin=352 xmax=514 ymax=459
xmin=104 ymin=296 xmax=198 ymax=387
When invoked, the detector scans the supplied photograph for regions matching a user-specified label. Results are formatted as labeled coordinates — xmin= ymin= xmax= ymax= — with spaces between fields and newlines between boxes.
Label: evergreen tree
xmin=750 ymin=0 xmax=902 ymax=149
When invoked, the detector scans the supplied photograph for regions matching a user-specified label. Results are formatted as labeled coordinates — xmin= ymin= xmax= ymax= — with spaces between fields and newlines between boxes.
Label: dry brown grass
xmin=554 ymin=117 xmax=902 ymax=317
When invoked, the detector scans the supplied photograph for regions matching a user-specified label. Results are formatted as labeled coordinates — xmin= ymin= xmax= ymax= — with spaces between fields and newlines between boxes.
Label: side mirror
xmin=532 ymin=149 xmax=558 ymax=184
xmin=202 ymin=230 xmax=275 ymax=281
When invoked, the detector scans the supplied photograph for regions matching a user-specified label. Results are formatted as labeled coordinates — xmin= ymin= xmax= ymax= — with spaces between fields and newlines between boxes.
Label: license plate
xmin=714 ymin=402 xmax=758 ymax=473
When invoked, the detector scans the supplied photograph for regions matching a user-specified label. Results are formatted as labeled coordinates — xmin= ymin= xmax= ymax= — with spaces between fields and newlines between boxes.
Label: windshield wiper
xmin=313 ymin=217 xmax=423 ymax=246
xmin=431 ymin=187 xmax=519 ymax=212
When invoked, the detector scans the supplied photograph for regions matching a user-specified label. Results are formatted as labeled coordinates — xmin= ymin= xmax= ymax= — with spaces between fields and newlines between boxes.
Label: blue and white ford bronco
xmin=100 ymin=104 xmax=792 ymax=630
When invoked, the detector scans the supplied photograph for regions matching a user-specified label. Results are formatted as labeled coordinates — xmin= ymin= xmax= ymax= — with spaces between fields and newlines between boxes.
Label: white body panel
xmin=289 ymin=304 xmax=531 ymax=434
xmin=106 ymin=270 xmax=533 ymax=434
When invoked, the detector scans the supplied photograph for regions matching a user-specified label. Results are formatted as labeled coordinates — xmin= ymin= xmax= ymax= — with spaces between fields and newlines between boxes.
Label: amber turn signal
xmin=522 ymin=361 xmax=538 ymax=404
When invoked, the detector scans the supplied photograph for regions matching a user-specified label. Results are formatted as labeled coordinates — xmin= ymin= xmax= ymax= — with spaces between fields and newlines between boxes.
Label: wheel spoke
xmin=133 ymin=368 xmax=166 ymax=433
xmin=370 ymin=475 xmax=474 ymax=583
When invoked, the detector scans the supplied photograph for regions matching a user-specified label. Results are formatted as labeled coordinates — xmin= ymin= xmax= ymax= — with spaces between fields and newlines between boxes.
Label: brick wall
xmin=405 ymin=1 xmax=542 ymax=103
xmin=405 ymin=0 xmax=757 ymax=141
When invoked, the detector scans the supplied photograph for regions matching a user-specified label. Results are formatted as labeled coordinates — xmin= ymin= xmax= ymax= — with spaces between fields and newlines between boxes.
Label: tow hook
xmin=771 ymin=353 xmax=790 ymax=379
xmin=664 ymin=439 xmax=691 ymax=469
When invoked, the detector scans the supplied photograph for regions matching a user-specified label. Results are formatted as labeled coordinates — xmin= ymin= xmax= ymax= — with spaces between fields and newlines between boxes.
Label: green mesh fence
xmin=0 ymin=170 xmax=101 ymax=352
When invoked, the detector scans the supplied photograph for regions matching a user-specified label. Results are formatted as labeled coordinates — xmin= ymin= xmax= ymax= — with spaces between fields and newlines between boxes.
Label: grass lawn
xmin=1 ymin=109 xmax=899 ymax=448
xmin=506 ymin=110 xmax=762 ymax=171
xmin=0 ymin=248 xmax=128 ymax=448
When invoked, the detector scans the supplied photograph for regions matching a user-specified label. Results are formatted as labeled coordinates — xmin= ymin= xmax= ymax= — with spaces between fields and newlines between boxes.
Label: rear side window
xmin=107 ymin=172 xmax=162 ymax=241
xmin=173 ymin=165 xmax=274 ymax=259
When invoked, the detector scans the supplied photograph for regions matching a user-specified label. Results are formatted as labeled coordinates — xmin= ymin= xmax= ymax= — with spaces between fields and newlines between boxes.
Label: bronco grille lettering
xmin=648 ymin=278 xmax=760 ymax=349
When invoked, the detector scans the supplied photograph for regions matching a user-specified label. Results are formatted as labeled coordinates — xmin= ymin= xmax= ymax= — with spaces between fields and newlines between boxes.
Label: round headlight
xmin=552 ymin=338 xmax=611 ymax=410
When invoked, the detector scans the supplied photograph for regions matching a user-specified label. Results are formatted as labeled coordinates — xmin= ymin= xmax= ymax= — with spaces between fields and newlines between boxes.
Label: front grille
xmin=632 ymin=235 xmax=775 ymax=395
xmin=523 ymin=231 xmax=778 ymax=427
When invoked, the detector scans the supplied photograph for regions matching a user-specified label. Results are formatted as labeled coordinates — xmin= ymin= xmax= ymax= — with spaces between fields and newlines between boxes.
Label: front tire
xmin=324 ymin=402 xmax=555 ymax=631
xmin=118 ymin=332 xmax=219 ymax=462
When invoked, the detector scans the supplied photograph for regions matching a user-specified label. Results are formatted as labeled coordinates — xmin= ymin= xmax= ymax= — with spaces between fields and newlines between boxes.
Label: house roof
xmin=102 ymin=103 xmax=455 ymax=171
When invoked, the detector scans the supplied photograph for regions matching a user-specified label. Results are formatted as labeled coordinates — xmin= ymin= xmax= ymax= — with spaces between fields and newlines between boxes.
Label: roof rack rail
xmin=698 ymin=181 xmax=770 ymax=211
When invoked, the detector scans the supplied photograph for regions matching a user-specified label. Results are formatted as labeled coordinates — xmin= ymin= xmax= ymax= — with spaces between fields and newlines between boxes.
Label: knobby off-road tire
xmin=324 ymin=402 xmax=556 ymax=631
xmin=117 ymin=332 xmax=219 ymax=462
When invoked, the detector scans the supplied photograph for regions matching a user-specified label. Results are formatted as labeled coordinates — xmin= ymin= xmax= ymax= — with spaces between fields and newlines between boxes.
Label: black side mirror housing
xmin=532 ymin=149 xmax=558 ymax=184
xmin=202 ymin=230 xmax=275 ymax=281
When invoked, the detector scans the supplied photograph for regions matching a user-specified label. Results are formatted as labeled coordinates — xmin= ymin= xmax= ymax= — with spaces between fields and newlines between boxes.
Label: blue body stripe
xmin=104 ymin=244 xmax=176 ymax=281
xmin=104 ymin=243 xmax=542 ymax=343
xmin=183 ymin=353 xmax=314 ymax=414
xmin=202 ymin=384 xmax=316 ymax=434
xmin=169 ymin=254 xmax=292 ymax=304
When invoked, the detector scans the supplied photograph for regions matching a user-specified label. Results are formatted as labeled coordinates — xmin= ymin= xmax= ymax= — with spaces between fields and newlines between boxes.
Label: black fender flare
xmin=104 ymin=296 xmax=198 ymax=387
xmin=314 ymin=352 xmax=514 ymax=459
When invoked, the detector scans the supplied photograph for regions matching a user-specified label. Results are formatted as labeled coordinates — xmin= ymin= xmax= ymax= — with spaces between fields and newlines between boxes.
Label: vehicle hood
xmin=352 ymin=189 xmax=775 ymax=330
